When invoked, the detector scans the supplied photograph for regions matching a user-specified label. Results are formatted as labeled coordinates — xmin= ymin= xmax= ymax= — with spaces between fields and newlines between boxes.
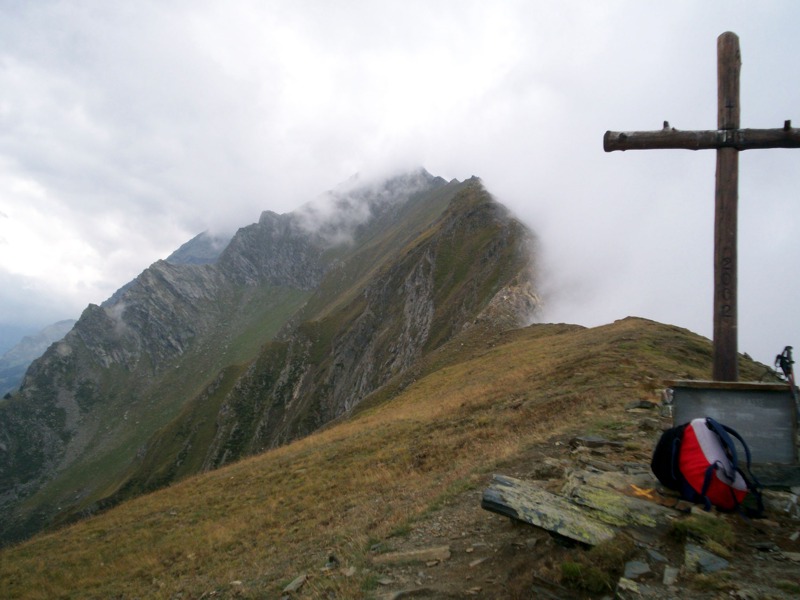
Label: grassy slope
xmin=0 ymin=317 xmax=775 ymax=598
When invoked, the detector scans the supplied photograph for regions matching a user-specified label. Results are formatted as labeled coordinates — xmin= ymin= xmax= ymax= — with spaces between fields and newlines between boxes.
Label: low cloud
xmin=292 ymin=168 xmax=435 ymax=247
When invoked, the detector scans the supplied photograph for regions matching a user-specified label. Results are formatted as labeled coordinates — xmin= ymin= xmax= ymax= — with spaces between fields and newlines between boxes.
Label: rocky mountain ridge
xmin=0 ymin=169 xmax=540 ymax=545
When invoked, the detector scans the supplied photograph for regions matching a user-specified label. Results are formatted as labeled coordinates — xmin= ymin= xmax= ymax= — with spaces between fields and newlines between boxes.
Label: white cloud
xmin=0 ymin=0 xmax=797 ymax=367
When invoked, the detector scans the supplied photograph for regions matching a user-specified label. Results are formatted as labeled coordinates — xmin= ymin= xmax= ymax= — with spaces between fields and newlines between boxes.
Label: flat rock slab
xmin=282 ymin=573 xmax=308 ymax=593
xmin=623 ymin=560 xmax=651 ymax=580
xmin=662 ymin=566 xmax=680 ymax=586
xmin=481 ymin=474 xmax=615 ymax=546
xmin=562 ymin=470 xmax=682 ymax=528
xmin=371 ymin=545 xmax=451 ymax=566
xmin=569 ymin=435 xmax=625 ymax=450
xmin=626 ymin=400 xmax=659 ymax=410
xmin=684 ymin=543 xmax=730 ymax=574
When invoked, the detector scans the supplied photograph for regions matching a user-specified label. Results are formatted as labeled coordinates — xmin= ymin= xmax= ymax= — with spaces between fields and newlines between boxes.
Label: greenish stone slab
xmin=481 ymin=474 xmax=615 ymax=546
xmin=563 ymin=471 xmax=681 ymax=528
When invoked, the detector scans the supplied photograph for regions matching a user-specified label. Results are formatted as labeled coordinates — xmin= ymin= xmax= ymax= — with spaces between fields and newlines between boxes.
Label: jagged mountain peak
xmin=290 ymin=167 xmax=450 ymax=247
xmin=166 ymin=230 xmax=234 ymax=266
xmin=329 ymin=166 xmax=443 ymax=195
xmin=176 ymin=169 xmax=447 ymax=268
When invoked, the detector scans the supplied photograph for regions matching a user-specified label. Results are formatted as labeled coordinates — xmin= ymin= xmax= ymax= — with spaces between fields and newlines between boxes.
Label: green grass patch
xmin=776 ymin=580 xmax=800 ymax=594
xmin=560 ymin=535 xmax=636 ymax=594
xmin=671 ymin=512 xmax=736 ymax=551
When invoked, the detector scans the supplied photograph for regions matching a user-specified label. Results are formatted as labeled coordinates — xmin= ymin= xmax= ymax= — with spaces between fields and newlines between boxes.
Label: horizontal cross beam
xmin=604 ymin=121 xmax=800 ymax=152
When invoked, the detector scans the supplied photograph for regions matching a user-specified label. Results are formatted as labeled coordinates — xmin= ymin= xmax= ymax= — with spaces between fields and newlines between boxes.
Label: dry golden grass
xmin=1 ymin=317 xmax=758 ymax=599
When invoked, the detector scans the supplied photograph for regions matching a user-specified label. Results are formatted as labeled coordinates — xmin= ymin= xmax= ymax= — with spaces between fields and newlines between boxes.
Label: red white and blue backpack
xmin=651 ymin=416 xmax=763 ymax=515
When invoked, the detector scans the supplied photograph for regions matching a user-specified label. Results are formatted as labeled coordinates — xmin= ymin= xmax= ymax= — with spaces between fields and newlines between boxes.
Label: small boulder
xmin=569 ymin=435 xmax=624 ymax=450
xmin=626 ymin=400 xmax=658 ymax=411
xmin=685 ymin=543 xmax=729 ymax=574
xmin=282 ymin=574 xmax=308 ymax=594
xmin=623 ymin=560 xmax=651 ymax=580
xmin=662 ymin=566 xmax=679 ymax=586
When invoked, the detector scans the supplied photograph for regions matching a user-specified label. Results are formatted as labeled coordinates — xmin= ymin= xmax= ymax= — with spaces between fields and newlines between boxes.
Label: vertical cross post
xmin=713 ymin=32 xmax=741 ymax=381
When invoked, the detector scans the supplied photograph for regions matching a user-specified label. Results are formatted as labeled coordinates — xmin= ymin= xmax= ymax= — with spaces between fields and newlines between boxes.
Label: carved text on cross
xmin=604 ymin=32 xmax=800 ymax=381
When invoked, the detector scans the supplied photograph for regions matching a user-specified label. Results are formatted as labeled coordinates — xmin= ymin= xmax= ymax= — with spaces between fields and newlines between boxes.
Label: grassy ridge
xmin=0 ymin=317 xmax=772 ymax=599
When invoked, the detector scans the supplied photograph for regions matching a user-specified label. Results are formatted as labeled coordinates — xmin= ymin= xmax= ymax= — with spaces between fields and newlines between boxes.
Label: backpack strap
xmin=697 ymin=461 xmax=719 ymax=511
xmin=738 ymin=468 xmax=765 ymax=518
xmin=705 ymin=417 xmax=765 ymax=517
xmin=704 ymin=417 xmax=740 ymax=477
xmin=718 ymin=422 xmax=763 ymax=489
xmin=680 ymin=478 xmax=709 ymax=510
xmin=670 ymin=435 xmax=682 ymax=484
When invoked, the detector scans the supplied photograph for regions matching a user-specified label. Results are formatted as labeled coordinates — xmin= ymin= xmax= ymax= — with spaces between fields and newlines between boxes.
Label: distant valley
xmin=0 ymin=320 xmax=76 ymax=397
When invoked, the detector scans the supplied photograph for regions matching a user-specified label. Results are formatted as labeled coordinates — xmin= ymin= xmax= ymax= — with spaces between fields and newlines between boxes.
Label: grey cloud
xmin=0 ymin=1 xmax=798 ymax=368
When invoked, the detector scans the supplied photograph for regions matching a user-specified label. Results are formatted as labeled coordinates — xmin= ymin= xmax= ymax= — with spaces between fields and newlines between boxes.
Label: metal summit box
xmin=667 ymin=380 xmax=799 ymax=486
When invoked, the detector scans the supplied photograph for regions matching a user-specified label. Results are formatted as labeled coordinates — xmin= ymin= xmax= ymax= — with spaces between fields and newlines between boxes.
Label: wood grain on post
xmin=713 ymin=31 xmax=741 ymax=382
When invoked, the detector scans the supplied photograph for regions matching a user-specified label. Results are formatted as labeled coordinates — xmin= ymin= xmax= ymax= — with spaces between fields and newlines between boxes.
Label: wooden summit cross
xmin=604 ymin=32 xmax=800 ymax=382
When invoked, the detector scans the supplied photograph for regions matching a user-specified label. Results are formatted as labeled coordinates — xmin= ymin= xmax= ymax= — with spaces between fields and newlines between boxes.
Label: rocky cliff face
xmin=0 ymin=169 xmax=540 ymax=545
xmin=141 ymin=179 xmax=540 ymax=480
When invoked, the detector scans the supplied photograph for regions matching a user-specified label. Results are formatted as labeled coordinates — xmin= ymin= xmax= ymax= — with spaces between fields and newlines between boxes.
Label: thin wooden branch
xmin=603 ymin=127 xmax=800 ymax=152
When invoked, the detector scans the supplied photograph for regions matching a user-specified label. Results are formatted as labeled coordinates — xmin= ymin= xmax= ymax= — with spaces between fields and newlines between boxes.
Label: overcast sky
xmin=0 ymin=1 xmax=797 ymax=368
